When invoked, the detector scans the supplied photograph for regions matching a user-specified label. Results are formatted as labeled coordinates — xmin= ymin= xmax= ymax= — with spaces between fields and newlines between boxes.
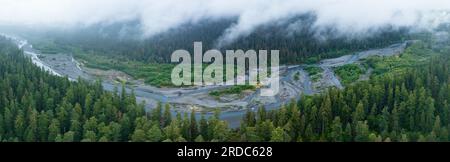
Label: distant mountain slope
xmin=24 ymin=15 xmax=411 ymax=64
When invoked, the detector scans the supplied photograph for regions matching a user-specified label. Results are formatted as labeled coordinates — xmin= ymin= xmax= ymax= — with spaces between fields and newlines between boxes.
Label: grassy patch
xmin=304 ymin=66 xmax=323 ymax=76
xmin=209 ymin=85 xmax=255 ymax=97
xmin=364 ymin=41 xmax=439 ymax=77
xmin=334 ymin=64 xmax=365 ymax=85
xmin=29 ymin=38 xmax=177 ymax=87
xmin=304 ymin=66 xmax=323 ymax=82
xmin=75 ymin=53 xmax=176 ymax=87
xmin=76 ymin=52 xmax=246 ymax=87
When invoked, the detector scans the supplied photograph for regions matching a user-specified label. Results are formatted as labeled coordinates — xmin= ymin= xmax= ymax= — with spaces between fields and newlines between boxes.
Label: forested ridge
xmin=0 ymin=37 xmax=143 ymax=142
xmin=240 ymin=56 xmax=450 ymax=142
xmin=0 ymin=36 xmax=231 ymax=142
xmin=1 ymin=33 xmax=450 ymax=142
xmin=22 ymin=16 xmax=412 ymax=87
xmin=31 ymin=16 xmax=409 ymax=64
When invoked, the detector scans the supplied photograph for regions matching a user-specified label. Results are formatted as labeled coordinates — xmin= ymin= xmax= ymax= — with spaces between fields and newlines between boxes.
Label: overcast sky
xmin=1 ymin=0 xmax=450 ymax=44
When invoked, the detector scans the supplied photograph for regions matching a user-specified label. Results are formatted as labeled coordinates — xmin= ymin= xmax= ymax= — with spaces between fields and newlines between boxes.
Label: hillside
xmin=1 ymin=28 xmax=449 ymax=142
xmin=27 ymin=16 xmax=410 ymax=64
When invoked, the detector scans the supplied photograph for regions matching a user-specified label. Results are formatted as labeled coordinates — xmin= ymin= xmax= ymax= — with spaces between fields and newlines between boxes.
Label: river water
xmin=2 ymin=33 xmax=409 ymax=128
xmin=2 ymin=34 xmax=252 ymax=128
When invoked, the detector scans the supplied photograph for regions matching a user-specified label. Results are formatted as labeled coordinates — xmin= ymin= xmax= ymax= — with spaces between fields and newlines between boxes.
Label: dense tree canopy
xmin=32 ymin=16 xmax=409 ymax=64
xmin=1 ymin=29 xmax=449 ymax=142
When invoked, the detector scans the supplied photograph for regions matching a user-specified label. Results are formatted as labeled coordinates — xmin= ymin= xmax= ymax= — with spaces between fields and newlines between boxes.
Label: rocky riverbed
xmin=2 ymin=33 xmax=413 ymax=128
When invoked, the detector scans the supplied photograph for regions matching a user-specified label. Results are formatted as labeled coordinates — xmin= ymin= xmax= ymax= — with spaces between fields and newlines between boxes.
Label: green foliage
xmin=1 ymin=32 xmax=450 ymax=142
xmin=364 ymin=41 xmax=439 ymax=77
xmin=29 ymin=16 xmax=408 ymax=65
xmin=304 ymin=66 xmax=323 ymax=81
xmin=239 ymin=53 xmax=450 ymax=141
xmin=304 ymin=66 xmax=323 ymax=76
xmin=334 ymin=64 xmax=365 ymax=85
xmin=293 ymin=72 xmax=300 ymax=81
xmin=76 ymin=53 xmax=176 ymax=87
xmin=209 ymin=85 xmax=255 ymax=97
xmin=270 ymin=127 xmax=290 ymax=142
xmin=27 ymin=15 xmax=410 ymax=88
xmin=0 ymin=37 xmax=173 ymax=142
xmin=131 ymin=129 xmax=147 ymax=142
xmin=148 ymin=124 xmax=163 ymax=142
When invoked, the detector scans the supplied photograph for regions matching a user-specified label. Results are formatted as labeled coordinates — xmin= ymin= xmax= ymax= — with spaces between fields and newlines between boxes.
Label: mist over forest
xmin=1 ymin=0 xmax=450 ymax=145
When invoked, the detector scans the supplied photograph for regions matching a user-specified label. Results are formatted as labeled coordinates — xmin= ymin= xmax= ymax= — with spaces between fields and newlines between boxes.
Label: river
xmin=1 ymin=33 xmax=410 ymax=128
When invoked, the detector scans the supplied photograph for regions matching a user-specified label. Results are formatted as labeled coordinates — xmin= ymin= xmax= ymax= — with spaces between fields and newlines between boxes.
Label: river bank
xmin=1 ymin=33 xmax=411 ymax=128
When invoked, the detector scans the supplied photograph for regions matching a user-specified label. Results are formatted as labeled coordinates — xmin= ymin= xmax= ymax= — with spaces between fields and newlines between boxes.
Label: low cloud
xmin=1 ymin=0 xmax=450 ymax=45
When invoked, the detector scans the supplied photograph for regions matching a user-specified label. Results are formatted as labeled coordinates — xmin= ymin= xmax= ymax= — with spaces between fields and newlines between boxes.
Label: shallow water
xmin=4 ymin=33 xmax=409 ymax=128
